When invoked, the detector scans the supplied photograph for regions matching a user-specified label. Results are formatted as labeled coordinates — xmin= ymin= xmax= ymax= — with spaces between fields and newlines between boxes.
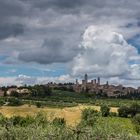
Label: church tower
xmin=85 ymin=74 xmax=88 ymax=84
xmin=76 ymin=79 xmax=78 ymax=85
xmin=97 ymin=77 xmax=100 ymax=85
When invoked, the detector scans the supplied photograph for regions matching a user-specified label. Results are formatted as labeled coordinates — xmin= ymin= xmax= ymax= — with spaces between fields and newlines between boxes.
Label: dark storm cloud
xmin=18 ymin=38 xmax=80 ymax=64
xmin=0 ymin=0 xmax=25 ymax=18
xmin=20 ymin=0 xmax=85 ymax=9
xmin=20 ymin=0 xmax=140 ymax=17
xmin=0 ymin=0 xmax=26 ymax=40
xmin=1 ymin=0 xmax=140 ymax=65
xmin=0 ymin=24 xmax=24 ymax=40
xmin=20 ymin=0 xmax=105 ymax=14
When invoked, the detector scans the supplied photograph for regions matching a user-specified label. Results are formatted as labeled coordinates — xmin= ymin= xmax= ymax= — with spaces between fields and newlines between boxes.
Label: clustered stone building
xmin=73 ymin=74 xmax=140 ymax=97
xmin=0 ymin=89 xmax=4 ymax=97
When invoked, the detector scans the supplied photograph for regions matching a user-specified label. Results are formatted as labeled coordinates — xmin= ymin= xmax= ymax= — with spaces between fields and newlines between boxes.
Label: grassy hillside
xmin=0 ymin=104 xmax=118 ymax=126
xmin=0 ymin=109 xmax=138 ymax=140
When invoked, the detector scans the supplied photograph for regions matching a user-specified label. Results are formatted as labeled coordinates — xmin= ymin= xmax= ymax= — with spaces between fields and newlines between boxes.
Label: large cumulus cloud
xmin=15 ymin=75 xmax=37 ymax=85
xmin=0 ymin=74 xmax=74 ymax=86
xmin=72 ymin=26 xmax=140 ymax=80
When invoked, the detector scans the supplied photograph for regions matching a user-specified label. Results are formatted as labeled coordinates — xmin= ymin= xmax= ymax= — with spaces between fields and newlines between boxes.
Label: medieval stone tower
xmin=85 ymin=74 xmax=88 ymax=84
xmin=97 ymin=77 xmax=100 ymax=85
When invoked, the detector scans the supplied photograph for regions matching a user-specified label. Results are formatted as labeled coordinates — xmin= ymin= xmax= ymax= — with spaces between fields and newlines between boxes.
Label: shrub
xmin=0 ymin=100 xmax=5 ymax=106
xmin=132 ymin=114 xmax=140 ymax=124
xmin=10 ymin=91 xmax=20 ymax=97
xmin=20 ymin=116 xmax=35 ymax=127
xmin=100 ymin=104 xmax=110 ymax=117
xmin=118 ymin=106 xmax=130 ymax=118
xmin=7 ymin=98 xmax=23 ymax=106
xmin=35 ymin=102 xmax=42 ymax=108
xmin=81 ymin=108 xmax=99 ymax=126
xmin=34 ymin=112 xmax=48 ymax=126
xmin=129 ymin=103 xmax=140 ymax=117
xmin=10 ymin=116 xmax=24 ymax=126
xmin=132 ymin=114 xmax=140 ymax=133
xmin=0 ymin=113 xmax=7 ymax=125
xmin=52 ymin=117 xmax=66 ymax=126
xmin=10 ymin=116 xmax=35 ymax=127
xmin=109 ymin=112 xmax=118 ymax=117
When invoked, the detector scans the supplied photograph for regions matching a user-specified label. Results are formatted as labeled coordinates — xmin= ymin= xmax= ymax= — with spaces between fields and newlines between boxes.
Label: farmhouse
xmin=6 ymin=88 xmax=30 ymax=96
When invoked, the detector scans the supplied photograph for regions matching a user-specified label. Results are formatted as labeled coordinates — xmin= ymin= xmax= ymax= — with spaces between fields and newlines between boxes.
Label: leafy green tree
xmin=30 ymin=85 xmax=52 ymax=97
xmin=34 ymin=112 xmax=48 ymax=127
xmin=10 ymin=116 xmax=35 ymax=127
xmin=101 ymin=104 xmax=110 ymax=117
xmin=52 ymin=117 xmax=66 ymax=126
xmin=10 ymin=116 xmax=23 ymax=126
xmin=129 ymin=103 xmax=140 ymax=117
xmin=0 ymin=113 xmax=7 ymax=125
xmin=81 ymin=108 xmax=99 ymax=126
xmin=132 ymin=114 xmax=140 ymax=133
xmin=10 ymin=91 xmax=20 ymax=97
xmin=7 ymin=98 xmax=23 ymax=106
xmin=0 ymin=100 xmax=5 ymax=106
xmin=35 ymin=102 xmax=42 ymax=108
xmin=109 ymin=112 xmax=117 ymax=117
xmin=118 ymin=106 xmax=130 ymax=118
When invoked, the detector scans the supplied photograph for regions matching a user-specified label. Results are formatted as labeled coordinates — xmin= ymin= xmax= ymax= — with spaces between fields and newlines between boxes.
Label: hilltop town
xmin=1 ymin=74 xmax=140 ymax=98
xmin=73 ymin=74 xmax=140 ymax=97
xmin=47 ymin=74 xmax=140 ymax=98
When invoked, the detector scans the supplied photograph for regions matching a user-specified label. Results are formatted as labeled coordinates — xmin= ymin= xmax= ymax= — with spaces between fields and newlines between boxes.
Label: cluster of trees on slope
xmin=118 ymin=92 xmax=140 ymax=99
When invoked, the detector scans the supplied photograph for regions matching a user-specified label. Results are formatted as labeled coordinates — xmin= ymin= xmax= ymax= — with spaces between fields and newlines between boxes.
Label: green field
xmin=1 ymin=90 xmax=140 ymax=139
xmin=21 ymin=89 xmax=140 ymax=108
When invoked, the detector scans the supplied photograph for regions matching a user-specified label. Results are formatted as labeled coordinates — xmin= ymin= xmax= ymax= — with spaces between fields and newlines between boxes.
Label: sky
xmin=1 ymin=0 xmax=140 ymax=87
